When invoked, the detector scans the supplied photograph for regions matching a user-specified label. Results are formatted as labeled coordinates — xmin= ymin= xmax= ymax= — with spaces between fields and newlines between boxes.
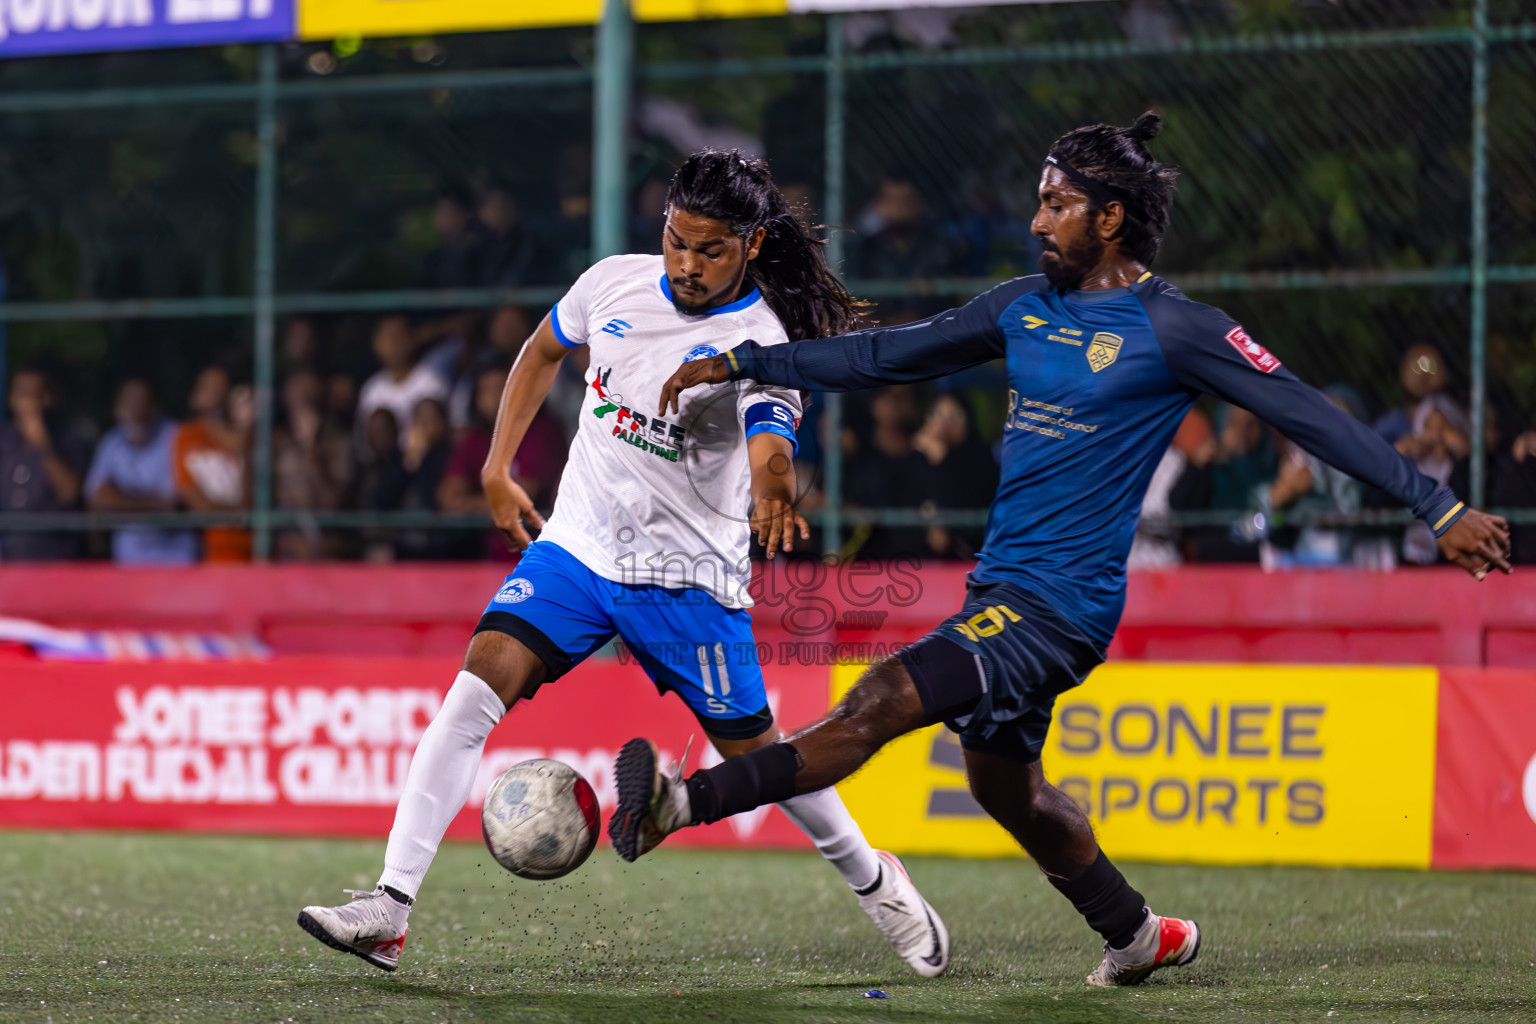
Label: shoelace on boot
xmin=336 ymin=888 xmax=393 ymax=926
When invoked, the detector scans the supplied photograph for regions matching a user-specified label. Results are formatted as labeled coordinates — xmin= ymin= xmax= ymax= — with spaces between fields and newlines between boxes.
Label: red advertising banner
xmin=1432 ymin=668 xmax=1536 ymax=870
xmin=0 ymin=656 xmax=829 ymax=850
xmin=11 ymin=654 xmax=1536 ymax=872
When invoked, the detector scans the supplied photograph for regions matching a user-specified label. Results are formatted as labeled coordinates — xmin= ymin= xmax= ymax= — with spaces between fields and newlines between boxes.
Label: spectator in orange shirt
xmin=173 ymin=365 xmax=253 ymax=562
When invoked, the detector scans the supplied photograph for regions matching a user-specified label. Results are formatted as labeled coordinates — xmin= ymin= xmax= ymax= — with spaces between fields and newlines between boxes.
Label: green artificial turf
xmin=2 ymin=830 xmax=1532 ymax=1023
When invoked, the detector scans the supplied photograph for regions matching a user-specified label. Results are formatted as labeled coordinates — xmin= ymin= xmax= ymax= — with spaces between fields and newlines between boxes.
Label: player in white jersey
xmin=297 ymin=150 xmax=949 ymax=978
xmin=534 ymin=249 xmax=798 ymax=606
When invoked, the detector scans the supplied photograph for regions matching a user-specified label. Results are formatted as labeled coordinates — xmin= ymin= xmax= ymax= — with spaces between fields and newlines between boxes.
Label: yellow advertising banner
xmin=298 ymin=0 xmax=786 ymax=40
xmin=830 ymin=663 xmax=1438 ymax=868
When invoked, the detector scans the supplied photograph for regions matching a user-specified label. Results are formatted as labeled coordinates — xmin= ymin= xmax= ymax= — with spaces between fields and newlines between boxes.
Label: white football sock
xmin=777 ymin=787 xmax=881 ymax=891
xmin=379 ymin=670 xmax=505 ymax=900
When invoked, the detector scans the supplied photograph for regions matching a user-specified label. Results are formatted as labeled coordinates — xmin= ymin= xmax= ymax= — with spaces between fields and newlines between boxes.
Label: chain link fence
xmin=0 ymin=0 xmax=1532 ymax=566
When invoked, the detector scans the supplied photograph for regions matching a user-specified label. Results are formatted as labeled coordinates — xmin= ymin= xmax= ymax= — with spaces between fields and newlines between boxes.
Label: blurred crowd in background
xmin=1 ymin=3 xmax=1533 ymax=568
xmin=3 ymin=272 xmax=1535 ymax=568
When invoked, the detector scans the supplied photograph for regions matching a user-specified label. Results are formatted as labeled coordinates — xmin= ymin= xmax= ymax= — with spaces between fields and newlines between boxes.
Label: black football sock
xmin=1049 ymin=850 xmax=1147 ymax=950
xmin=685 ymin=743 xmax=803 ymax=825
xmin=382 ymin=885 xmax=413 ymax=907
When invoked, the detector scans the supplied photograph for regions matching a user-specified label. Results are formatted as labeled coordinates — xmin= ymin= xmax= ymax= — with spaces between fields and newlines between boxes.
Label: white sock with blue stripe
xmin=778 ymin=787 xmax=881 ymax=892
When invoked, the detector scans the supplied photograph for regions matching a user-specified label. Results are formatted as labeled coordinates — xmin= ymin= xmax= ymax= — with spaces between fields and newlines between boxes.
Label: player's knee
xmin=967 ymin=756 xmax=1048 ymax=821
xmin=463 ymin=631 xmax=546 ymax=708
xmin=709 ymin=725 xmax=781 ymax=759
xmin=831 ymin=657 xmax=924 ymax=750
xmin=965 ymin=765 xmax=1011 ymax=818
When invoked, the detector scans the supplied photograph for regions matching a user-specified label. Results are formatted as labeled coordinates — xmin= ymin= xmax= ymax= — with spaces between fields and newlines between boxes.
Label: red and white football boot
xmin=297 ymin=886 xmax=411 ymax=972
xmin=1086 ymin=910 xmax=1201 ymax=987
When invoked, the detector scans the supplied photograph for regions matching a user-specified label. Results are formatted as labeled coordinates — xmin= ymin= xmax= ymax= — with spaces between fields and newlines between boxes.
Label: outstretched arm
xmin=1158 ymin=312 xmax=1510 ymax=579
xmin=659 ymin=278 xmax=1034 ymax=415
xmin=1258 ymin=379 xmax=1508 ymax=577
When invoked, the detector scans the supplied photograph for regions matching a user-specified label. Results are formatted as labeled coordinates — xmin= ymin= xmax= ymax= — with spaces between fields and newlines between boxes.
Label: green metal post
xmin=821 ymin=13 xmax=845 ymax=561
xmin=593 ymin=0 xmax=633 ymax=261
xmin=1470 ymin=0 xmax=1489 ymax=509
xmin=252 ymin=44 xmax=279 ymax=560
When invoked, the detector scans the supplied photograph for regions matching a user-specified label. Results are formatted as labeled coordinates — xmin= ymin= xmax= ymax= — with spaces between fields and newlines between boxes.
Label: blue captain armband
xmin=743 ymin=403 xmax=799 ymax=455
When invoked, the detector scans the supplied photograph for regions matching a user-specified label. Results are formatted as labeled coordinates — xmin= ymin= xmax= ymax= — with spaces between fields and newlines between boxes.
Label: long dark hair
xmin=665 ymin=149 xmax=864 ymax=341
xmin=1048 ymin=112 xmax=1179 ymax=265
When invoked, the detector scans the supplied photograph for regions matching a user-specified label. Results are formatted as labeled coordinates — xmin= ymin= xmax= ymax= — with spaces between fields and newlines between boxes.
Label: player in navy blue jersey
xmin=612 ymin=113 xmax=1512 ymax=986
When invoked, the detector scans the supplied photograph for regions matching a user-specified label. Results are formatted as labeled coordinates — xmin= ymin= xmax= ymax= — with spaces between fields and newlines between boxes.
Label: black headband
xmin=1043 ymin=152 xmax=1162 ymax=235
xmin=1043 ymin=153 xmax=1127 ymax=210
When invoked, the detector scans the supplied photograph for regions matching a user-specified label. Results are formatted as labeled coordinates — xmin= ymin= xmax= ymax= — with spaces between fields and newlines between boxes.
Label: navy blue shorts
xmin=473 ymin=541 xmax=772 ymax=739
xmin=897 ymin=580 xmax=1103 ymax=762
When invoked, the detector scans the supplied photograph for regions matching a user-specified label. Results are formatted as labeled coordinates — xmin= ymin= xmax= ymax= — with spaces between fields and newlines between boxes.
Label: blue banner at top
xmin=0 ymin=0 xmax=292 ymax=58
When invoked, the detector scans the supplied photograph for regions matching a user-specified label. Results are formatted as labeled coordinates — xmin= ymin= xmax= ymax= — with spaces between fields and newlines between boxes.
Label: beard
xmin=669 ymin=263 xmax=749 ymax=316
xmin=669 ymin=286 xmax=708 ymax=315
xmin=1038 ymin=233 xmax=1106 ymax=290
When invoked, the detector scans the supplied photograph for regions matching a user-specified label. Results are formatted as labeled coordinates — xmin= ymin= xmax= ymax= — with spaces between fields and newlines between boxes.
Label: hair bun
xmin=1128 ymin=111 xmax=1162 ymax=143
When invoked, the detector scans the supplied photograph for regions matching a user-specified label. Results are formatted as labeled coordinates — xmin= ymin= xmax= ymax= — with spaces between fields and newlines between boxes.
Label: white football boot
xmin=610 ymin=738 xmax=691 ymax=863
xmin=855 ymin=850 xmax=950 ymax=978
xmin=297 ymin=886 xmax=411 ymax=972
xmin=1085 ymin=909 xmax=1200 ymax=987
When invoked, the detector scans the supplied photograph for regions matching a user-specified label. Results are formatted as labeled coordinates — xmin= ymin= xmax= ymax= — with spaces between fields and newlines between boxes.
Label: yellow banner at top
xmin=298 ymin=0 xmax=787 ymax=40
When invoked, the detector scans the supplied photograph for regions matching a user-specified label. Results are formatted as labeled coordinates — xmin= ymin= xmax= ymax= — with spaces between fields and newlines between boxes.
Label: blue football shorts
xmin=897 ymin=580 xmax=1105 ymax=762
xmin=473 ymin=540 xmax=772 ymax=739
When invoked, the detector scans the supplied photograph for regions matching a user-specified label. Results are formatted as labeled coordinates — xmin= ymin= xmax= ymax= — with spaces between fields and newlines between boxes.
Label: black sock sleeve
xmin=1049 ymin=850 xmax=1147 ymax=949
xmin=686 ymin=743 xmax=803 ymax=825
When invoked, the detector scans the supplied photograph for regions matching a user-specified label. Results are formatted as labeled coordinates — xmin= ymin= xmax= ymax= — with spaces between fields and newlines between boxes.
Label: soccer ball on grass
xmin=480 ymin=759 xmax=601 ymax=879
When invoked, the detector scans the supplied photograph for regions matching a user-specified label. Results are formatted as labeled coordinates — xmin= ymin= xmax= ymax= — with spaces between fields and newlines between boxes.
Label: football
xmin=480 ymin=759 xmax=602 ymax=880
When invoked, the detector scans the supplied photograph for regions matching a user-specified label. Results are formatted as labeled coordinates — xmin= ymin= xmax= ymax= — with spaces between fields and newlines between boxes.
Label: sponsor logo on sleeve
xmin=1225 ymin=326 xmax=1282 ymax=373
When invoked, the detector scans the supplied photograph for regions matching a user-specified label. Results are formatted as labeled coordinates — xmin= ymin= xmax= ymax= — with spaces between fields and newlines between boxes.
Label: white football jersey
xmin=535 ymin=254 xmax=803 ymax=609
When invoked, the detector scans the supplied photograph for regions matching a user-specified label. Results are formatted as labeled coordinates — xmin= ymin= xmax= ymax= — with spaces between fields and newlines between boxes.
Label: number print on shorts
xmin=695 ymin=642 xmax=731 ymax=696
xmin=950 ymin=603 xmax=1022 ymax=642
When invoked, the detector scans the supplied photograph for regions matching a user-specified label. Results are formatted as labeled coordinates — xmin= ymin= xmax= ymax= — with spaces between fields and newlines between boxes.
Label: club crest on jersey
xmin=493 ymin=578 xmax=535 ymax=604
xmin=1086 ymin=332 xmax=1123 ymax=373
xmin=1225 ymin=325 xmax=1281 ymax=373
xmin=684 ymin=345 xmax=719 ymax=362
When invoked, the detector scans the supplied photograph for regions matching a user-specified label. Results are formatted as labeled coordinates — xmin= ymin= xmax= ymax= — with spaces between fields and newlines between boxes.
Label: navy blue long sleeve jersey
xmin=725 ymin=273 xmax=1467 ymax=648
